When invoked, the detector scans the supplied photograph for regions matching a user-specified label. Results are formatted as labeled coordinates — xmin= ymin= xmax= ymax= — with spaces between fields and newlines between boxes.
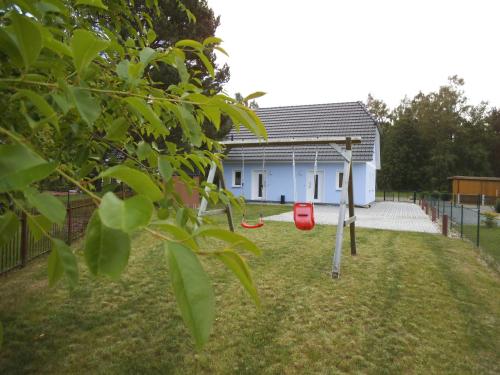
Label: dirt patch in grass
xmin=0 ymin=206 xmax=499 ymax=374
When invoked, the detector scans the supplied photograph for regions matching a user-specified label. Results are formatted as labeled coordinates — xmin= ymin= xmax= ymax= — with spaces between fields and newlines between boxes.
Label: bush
xmin=430 ymin=191 xmax=440 ymax=199
xmin=440 ymin=192 xmax=451 ymax=201
xmin=484 ymin=212 xmax=498 ymax=228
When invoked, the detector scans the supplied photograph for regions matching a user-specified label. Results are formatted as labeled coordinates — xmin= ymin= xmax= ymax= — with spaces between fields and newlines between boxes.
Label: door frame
xmin=306 ymin=169 xmax=325 ymax=202
xmin=251 ymin=169 xmax=267 ymax=200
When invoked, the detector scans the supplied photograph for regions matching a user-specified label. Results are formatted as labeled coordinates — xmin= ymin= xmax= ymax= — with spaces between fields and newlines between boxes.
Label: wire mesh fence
xmin=421 ymin=195 xmax=500 ymax=267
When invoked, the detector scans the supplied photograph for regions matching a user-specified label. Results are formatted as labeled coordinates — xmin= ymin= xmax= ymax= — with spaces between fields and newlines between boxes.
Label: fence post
xmin=450 ymin=203 xmax=453 ymax=230
xmin=398 ymin=191 xmax=400 ymax=202
xmin=476 ymin=195 xmax=480 ymax=247
xmin=20 ymin=211 xmax=28 ymax=267
xmin=460 ymin=204 xmax=464 ymax=239
xmin=431 ymin=207 xmax=436 ymax=222
xmin=413 ymin=191 xmax=416 ymax=204
xmin=437 ymin=199 xmax=440 ymax=219
xmin=442 ymin=214 xmax=448 ymax=236
xmin=383 ymin=191 xmax=386 ymax=201
xmin=67 ymin=196 xmax=72 ymax=245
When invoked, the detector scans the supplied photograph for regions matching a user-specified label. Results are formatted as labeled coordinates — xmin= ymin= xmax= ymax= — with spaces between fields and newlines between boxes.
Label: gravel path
xmin=265 ymin=201 xmax=440 ymax=233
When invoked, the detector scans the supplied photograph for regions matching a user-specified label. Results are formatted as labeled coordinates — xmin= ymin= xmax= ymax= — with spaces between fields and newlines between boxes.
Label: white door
xmin=306 ymin=170 xmax=324 ymax=202
xmin=251 ymin=170 xmax=266 ymax=200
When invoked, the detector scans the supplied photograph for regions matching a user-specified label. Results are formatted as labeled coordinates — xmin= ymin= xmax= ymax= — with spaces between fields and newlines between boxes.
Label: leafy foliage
xmin=369 ymin=77 xmax=500 ymax=191
xmin=0 ymin=0 xmax=266 ymax=347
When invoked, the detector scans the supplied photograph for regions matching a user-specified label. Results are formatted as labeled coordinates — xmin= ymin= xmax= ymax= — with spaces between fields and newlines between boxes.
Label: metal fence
xmin=421 ymin=195 xmax=499 ymax=267
xmin=0 ymin=197 xmax=96 ymax=275
xmin=376 ymin=191 xmax=417 ymax=203
xmin=0 ymin=190 xmax=134 ymax=275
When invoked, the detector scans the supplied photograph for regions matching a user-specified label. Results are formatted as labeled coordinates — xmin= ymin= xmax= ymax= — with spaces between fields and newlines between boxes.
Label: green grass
xmin=460 ymin=224 xmax=500 ymax=266
xmin=1 ymin=205 xmax=499 ymax=374
xmin=479 ymin=226 xmax=500 ymax=264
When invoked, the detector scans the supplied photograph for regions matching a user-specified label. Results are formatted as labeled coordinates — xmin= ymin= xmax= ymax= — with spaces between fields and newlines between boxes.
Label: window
xmin=233 ymin=169 xmax=242 ymax=187
xmin=336 ymin=171 xmax=344 ymax=190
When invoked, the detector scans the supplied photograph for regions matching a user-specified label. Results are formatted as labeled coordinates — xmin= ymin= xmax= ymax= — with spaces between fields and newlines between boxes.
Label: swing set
xmin=197 ymin=136 xmax=361 ymax=278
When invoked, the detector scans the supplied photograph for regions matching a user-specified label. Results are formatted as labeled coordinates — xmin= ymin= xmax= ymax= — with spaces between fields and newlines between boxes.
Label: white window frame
xmin=232 ymin=169 xmax=242 ymax=188
xmin=336 ymin=171 xmax=344 ymax=190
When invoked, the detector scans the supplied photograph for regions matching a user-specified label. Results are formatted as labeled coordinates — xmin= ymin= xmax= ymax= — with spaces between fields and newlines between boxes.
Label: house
xmin=448 ymin=176 xmax=500 ymax=205
xmin=222 ymin=102 xmax=381 ymax=206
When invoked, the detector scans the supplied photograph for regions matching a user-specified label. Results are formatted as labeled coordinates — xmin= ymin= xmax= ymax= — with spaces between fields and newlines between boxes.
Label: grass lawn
xmin=461 ymin=224 xmax=500 ymax=266
xmin=0 ymin=205 xmax=499 ymax=374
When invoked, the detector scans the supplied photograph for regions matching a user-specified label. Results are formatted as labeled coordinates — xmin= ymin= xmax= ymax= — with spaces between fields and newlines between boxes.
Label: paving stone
xmin=265 ymin=201 xmax=440 ymax=234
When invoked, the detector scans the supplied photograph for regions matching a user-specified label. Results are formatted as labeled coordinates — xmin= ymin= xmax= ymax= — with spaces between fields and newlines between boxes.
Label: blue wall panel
xmin=223 ymin=161 xmax=374 ymax=205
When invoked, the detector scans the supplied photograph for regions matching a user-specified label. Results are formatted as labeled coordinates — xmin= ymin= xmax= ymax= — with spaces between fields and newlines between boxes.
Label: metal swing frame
xmin=197 ymin=136 xmax=361 ymax=278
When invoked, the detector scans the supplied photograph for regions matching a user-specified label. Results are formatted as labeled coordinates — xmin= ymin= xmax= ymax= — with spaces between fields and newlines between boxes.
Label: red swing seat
xmin=240 ymin=215 xmax=264 ymax=229
xmin=293 ymin=202 xmax=315 ymax=230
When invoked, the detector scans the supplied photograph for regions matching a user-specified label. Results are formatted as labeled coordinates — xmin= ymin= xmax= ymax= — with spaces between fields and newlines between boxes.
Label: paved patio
xmin=265 ymin=201 xmax=440 ymax=233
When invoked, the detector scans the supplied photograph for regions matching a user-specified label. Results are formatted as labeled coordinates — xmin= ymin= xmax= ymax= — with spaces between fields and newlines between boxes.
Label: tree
xmin=377 ymin=76 xmax=495 ymax=192
xmin=366 ymin=93 xmax=390 ymax=129
xmin=0 ymin=0 xmax=267 ymax=348
xmin=485 ymin=108 xmax=500 ymax=177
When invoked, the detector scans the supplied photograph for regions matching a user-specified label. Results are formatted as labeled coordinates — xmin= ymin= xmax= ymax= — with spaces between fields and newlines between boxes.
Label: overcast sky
xmin=208 ymin=0 xmax=499 ymax=110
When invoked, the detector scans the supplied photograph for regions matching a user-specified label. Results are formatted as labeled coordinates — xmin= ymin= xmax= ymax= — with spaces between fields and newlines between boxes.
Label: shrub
xmin=484 ymin=212 xmax=498 ymax=228
xmin=431 ymin=191 xmax=440 ymax=200
xmin=440 ymin=192 xmax=451 ymax=201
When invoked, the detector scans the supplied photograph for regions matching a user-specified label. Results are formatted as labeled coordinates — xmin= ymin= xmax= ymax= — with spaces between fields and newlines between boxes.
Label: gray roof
xmin=225 ymin=101 xmax=378 ymax=162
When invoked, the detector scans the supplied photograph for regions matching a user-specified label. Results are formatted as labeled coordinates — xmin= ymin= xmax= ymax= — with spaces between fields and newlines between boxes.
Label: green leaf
xmin=158 ymin=156 xmax=173 ymax=182
xmin=27 ymin=215 xmax=52 ymax=241
xmin=0 ymin=144 xmax=56 ymax=193
xmin=195 ymin=228 xmax=261 ymax=256
xmin=203 ymin=36 xmax=222 ymax=46
xmin=175 ymin=39 xmax=204 ymax=50
xmin=0 ymin=321 xmax=3 ymax=349
xmin=52 ymin=93 xmax=73 ymax=115
xmin=0 ymin=211 xmax=19 ymax=247
xmin=166 ymin=242 xmax=214 ymax=348
xmin=41 ymin=28 xmax=72 ymax=57
xmin=201 ymin=104 xmax=221 ymax=129
xmin=68 ymin=86 xmax=100 ymax=125
xmin=84 ymin=212 xmax=131 ymax=279
xmin=146 ymin=29 xmax=156 ymax=44
xmin=48 ymin=239 xmax=78 ymax=288
xmin=70 ymin=29 xmax=109 ymax=77
xmin=136 ymin=141 xmax=152 ymax=161
xmin=106 ymin=117 xmax=129 ymax=141
xmin=0 ymin=28 xmax=23 ymax=68
xmin=215 ymin=250 xmax=259 ymax=305
xmin=124 ymin=97 xmax=168 ymax=136
xmin=5 ymin=12 xmax=42 ymax=70
xmin=99 ymin=192 xmax=153 ymax=232
xmin=152 ymin=221 xmax=198 ymax=250
xmin=243 ymin=91 xmax=266 ymax=102
xmin=99 ymin=165 xmax=163 ymax=202
xmin=196 ymin=52 xmax=214 ymax=78
xmin=139 ymin=47 xmax=156 ymax=65
xmin=13 ymin=89 xmax=59 ymax=131
xmin=176 ymin=104 xmax=202 ymax=147
xmin=75 ymin=0 xmax=108 ymax=10
xmin=25 ymin=190 xmax=66 ymax=224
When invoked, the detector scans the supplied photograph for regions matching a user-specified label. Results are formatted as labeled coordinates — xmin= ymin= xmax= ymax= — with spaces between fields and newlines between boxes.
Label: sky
xmin=208 ymin=0 xmax=499 ymax=110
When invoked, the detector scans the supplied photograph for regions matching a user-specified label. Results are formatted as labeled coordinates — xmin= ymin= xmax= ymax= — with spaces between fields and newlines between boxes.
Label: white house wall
xmin=223 ymin=162 xmax=373 ymax=206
